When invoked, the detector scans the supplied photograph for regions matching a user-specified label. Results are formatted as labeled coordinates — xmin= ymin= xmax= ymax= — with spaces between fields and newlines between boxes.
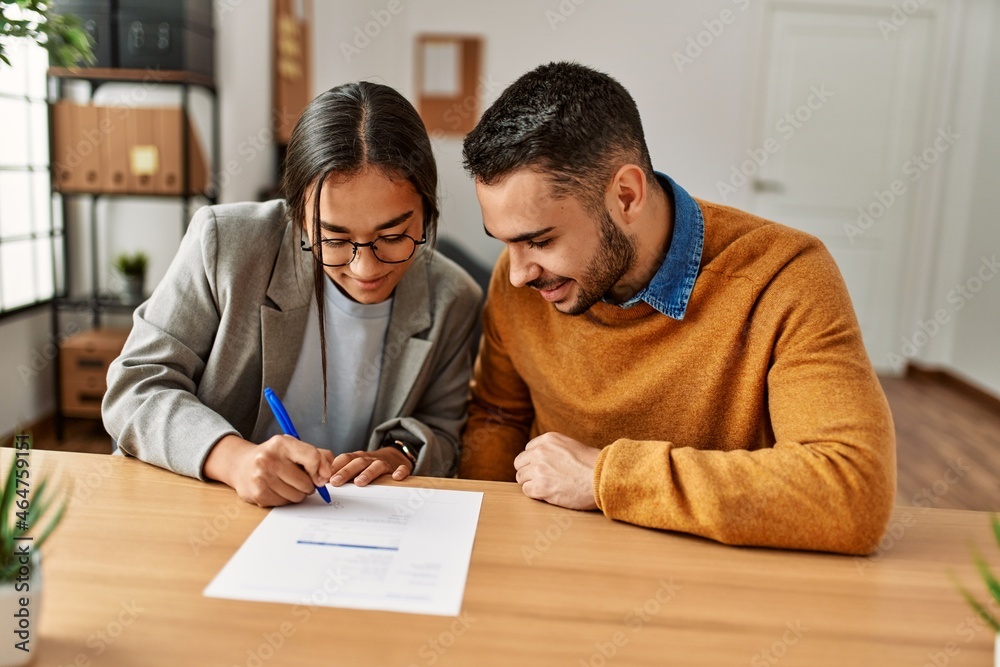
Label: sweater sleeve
xmin=459 ymin=254 xmax=536 ymax=481
xmin=593 ymin=242 xmax=896 ymax=555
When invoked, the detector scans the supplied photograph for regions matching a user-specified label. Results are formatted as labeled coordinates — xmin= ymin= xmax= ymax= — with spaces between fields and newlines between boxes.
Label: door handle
xmin=752 ymin=179 xmax=786 ymax=194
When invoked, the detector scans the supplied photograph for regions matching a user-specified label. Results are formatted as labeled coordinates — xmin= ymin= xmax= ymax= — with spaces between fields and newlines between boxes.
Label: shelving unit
xmin=47 ymin=67 xmax=219 ymax=438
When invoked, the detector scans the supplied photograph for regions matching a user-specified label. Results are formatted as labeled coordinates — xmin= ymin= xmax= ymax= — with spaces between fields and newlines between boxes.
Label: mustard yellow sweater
xmin=460 ymin=199 xmax=895 ymax=555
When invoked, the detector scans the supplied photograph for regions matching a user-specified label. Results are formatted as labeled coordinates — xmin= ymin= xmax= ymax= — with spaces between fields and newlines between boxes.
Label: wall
xmin=948 ymin=0 xmax=1000 ymax=394
xmin=0 ymin=311 xmax=54 ymax=432
xmin=315 ymin=0 xmax=765 ymax=268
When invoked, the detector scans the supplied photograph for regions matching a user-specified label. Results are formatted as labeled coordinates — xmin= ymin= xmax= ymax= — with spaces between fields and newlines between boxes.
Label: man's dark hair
xmin=463 ymin=61 xmax=655 ymax=213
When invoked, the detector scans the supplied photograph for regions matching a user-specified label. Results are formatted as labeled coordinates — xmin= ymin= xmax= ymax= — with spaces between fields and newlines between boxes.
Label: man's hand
xmin=513 ymin=432 xmax=600 ymax=510
xmin=204 ymin=434 xmax=335 ymax=507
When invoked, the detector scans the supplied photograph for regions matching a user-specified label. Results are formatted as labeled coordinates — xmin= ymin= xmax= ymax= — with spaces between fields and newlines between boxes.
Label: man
xmin=459 ymin=61 xmax=895 ymax=555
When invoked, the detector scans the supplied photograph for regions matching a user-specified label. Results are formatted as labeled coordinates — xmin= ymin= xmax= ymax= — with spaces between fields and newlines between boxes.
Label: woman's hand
xmin=329 ymin=447 xmax=413 ymax=487
xmin=204 ymin=434 xmax=335 ymax=507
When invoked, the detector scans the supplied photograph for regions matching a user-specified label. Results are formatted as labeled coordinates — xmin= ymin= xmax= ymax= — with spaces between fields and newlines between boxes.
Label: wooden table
xmin=8 ymin=449 xmax=997 ymax=666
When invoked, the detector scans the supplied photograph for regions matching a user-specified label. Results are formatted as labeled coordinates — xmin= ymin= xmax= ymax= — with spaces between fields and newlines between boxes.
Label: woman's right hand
xmin=204 ymin=434 xmax=335 ymax=507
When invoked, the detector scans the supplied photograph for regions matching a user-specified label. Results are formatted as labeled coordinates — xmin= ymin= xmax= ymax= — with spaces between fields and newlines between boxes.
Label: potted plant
xmin=1 ymin=0 xmax=95 ymax=68
xmin=952 ymin=514 xmax=1000 ymax=667
xmin=113 ymin=251 xmax=149 ymax=305
xmin=0 ymin=440 xmax=66 ymax=666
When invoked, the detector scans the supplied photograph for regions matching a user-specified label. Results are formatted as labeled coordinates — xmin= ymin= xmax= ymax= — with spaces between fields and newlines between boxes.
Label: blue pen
xmin=264 ymin=387 xmax=332 ymax=504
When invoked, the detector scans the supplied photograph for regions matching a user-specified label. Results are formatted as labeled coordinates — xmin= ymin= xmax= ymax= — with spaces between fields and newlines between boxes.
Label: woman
xmin=103 ymin=82 xmax=482 ymax=507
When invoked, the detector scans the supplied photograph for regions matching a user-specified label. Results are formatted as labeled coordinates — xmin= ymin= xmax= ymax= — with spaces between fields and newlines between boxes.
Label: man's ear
xmin=609 ymin=164 xmax=648 ymax=224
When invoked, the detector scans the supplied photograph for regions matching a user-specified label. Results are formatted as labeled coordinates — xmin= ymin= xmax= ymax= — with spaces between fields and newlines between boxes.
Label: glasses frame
xmin=301 ymin=231 xmax=428 ymax=267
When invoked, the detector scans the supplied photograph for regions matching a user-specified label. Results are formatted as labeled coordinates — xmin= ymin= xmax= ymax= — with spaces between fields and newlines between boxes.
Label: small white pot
xmin=0 ymin=550 xmax=41 ymax=667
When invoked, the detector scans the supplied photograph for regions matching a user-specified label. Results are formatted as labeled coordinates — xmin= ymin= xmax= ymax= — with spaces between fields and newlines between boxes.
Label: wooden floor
xmin=7 ymin=373 xmax=1000 ymax=511
xmin=881 ymin=373 xmax=999 ymax=512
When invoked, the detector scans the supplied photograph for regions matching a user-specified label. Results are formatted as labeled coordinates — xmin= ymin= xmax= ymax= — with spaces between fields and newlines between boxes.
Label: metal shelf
xmin=48 ymin=67 xmax=220 ymax=438
xmin=47 ymin=67 xmax=215 ymax=91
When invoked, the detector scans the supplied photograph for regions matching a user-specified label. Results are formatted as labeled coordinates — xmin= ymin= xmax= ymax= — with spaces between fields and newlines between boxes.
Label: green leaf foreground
xmin=951 ymin=514 xmax=1000 ymax=633
xmin=1 ymin=1 xmax=96 ymax=69
xmin=0 ymin=451 xmax=68 ymax=582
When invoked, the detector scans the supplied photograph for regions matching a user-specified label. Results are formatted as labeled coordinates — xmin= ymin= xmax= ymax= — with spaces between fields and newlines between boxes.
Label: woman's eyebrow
xmin=319 ymin=210 xmax=414 ymax=234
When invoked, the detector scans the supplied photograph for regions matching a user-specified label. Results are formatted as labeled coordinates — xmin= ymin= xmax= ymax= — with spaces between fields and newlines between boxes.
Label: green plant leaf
xmin=0 ymin=464 xmax=17 ymax=558
xmin=992 ymin=514 xmax=1000 ymax=551
xmin=1 ymin=0 xmax=96 ymax=68
xmin=31 ymin=497 xmax=67 ymax=553
xmin=953 ymin=577 xmax=1000 ymax=633
xmin=973 ymin=551 xmax=1000 ymax=608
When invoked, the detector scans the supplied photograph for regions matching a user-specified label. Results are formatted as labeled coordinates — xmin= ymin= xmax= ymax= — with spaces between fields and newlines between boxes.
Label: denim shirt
xmin=616 ymin=172 xmax=705 ymax=320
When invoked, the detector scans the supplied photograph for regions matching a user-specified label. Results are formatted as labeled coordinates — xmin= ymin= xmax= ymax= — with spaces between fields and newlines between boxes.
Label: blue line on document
xmin=296 ymin=540 xmax=399 ymax=551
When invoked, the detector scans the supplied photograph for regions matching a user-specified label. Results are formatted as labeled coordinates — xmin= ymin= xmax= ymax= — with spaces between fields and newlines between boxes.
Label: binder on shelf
xmin=156 ymin=107 xmax=182 ymax=194
xmin=51 ymin=101 xmax=79 ymax=191
xmin=98 ymin=107 xmax=129 ymax=193
xmin=77 ymin=105 xmax=102 ymax=191
xmin=125 ymin=107 xmax=159 ymax=194
xmin=51 ymin=102 xmax=210 ymax=196
xmin=153 ymin=107 xmax=209 ymax=195
xmin=52 ymin=102 xmax=103 ymax=192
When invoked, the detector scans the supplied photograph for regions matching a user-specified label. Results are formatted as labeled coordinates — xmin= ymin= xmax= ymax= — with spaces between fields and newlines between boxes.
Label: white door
xmin=746 ymin=2 xmax=949 ymax=373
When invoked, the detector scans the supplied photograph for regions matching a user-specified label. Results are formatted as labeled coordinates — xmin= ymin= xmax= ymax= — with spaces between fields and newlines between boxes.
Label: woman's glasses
xmin=301 ymin=233 xmax=427 ymax=267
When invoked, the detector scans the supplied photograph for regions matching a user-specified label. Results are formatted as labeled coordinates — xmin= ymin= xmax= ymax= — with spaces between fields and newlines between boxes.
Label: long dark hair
xmin=282 ymin=81 xmax=439 ymax=419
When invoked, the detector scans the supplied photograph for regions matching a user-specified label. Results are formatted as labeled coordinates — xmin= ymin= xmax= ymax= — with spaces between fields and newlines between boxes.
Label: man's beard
xmin=530 ymin=210 xmax=637 ymax=316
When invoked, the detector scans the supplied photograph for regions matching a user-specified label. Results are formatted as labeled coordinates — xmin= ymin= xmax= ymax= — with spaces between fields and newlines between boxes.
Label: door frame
xmin=742 ymin=0 xmax=968 ymax=374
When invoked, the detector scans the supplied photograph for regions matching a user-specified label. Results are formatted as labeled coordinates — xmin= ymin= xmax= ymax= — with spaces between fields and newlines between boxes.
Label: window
xmin=0 ymin=38 xmax=61 ymax=317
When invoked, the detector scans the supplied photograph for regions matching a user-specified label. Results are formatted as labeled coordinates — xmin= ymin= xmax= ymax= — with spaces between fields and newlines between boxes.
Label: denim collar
xmin=616 ymin=172 xmax=704 ymax=320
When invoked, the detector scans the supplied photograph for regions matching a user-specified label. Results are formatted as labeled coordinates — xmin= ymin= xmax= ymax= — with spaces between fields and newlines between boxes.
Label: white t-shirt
xmin=268 ymin=276 xmax=393 ymax=454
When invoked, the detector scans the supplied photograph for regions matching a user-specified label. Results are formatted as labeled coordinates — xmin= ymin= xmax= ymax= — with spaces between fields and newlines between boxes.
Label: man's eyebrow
xmin=319 ymin=210 xmax=414 ymax=235
xmin=483 ymin=225 xmax=556 ymax=244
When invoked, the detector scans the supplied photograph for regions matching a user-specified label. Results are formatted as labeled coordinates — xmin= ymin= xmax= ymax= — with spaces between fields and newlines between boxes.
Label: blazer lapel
xmin=251 ymin=219 xmax=314 ymax=442
xmin=371 ymin=254 xmax=434 ymax=425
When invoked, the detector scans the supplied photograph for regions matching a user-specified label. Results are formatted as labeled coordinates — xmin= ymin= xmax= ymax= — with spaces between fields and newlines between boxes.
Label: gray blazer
xmin=103 ymin=200 xmax=482 ymax=480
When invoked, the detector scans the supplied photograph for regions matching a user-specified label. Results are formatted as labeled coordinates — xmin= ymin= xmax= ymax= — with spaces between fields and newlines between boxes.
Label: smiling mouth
xmin=537 ymin=280 xmax=570 ymax=302
xmin=350 ymin=275 xmax=389 ymax=289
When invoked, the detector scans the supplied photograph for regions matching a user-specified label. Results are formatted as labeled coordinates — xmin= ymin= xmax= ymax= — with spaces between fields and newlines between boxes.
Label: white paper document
xmin=204 ymin=484 xmax=484 ymax=616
